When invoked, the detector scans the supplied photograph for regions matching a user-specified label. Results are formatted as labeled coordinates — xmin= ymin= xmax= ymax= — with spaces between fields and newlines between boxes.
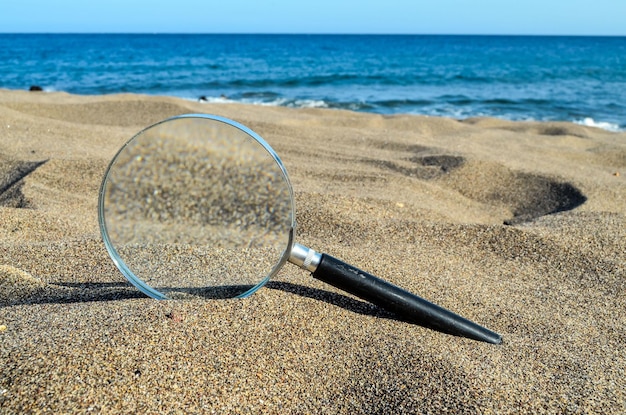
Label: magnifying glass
xmin=99 ymin=114 xmax=501 ymax=344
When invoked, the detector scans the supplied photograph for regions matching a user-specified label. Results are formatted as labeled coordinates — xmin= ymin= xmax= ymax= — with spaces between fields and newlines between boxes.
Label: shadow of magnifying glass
xmin=99 ymin=114 xmax=501 ymax=344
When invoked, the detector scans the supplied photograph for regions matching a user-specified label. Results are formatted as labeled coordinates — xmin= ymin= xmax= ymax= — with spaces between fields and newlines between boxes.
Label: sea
xmin=1 ymin=34 xmax=625 ymax=131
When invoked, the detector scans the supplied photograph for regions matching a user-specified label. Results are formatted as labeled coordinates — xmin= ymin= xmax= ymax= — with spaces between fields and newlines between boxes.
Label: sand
xmin=1 ymin=89 xmax=624 ymax=414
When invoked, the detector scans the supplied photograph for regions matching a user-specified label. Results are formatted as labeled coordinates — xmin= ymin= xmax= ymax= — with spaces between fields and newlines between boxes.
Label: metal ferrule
xmin=289 ymin=243 xmax=321 ymax=272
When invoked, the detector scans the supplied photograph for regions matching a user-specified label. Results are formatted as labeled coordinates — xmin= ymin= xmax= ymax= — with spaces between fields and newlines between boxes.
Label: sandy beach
xmin=1 ymin=89 xmax=624 ymax=413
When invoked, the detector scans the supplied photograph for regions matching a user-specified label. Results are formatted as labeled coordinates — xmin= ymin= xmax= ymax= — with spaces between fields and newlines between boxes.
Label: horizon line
xmin=1 ymin=32 xmax=625 ymax=37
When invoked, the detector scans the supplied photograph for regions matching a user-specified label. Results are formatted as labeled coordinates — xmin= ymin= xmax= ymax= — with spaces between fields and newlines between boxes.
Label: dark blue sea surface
xmin=1 ymin=34 xmax=625 ymax=130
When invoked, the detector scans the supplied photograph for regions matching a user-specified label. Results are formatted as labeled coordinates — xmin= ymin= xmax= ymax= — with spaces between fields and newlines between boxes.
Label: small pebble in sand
xmin=166 ymin=312 xmax=184 ymax=323
xmin=0 ymin=324 xmax=7 ymax=333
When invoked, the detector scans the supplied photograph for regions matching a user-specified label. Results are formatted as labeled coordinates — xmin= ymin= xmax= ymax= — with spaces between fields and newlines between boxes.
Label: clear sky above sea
xmin=1 ymin=0 xmax=625 ymax=35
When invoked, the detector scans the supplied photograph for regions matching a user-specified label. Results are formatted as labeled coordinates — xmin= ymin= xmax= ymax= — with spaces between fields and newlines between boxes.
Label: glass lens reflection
xmin=100 ymin=116 xmax=294 ymax=299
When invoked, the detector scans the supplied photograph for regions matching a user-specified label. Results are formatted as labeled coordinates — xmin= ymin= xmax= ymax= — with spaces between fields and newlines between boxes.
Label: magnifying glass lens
xmin=99 ymin=115 xmax=295 ymax=300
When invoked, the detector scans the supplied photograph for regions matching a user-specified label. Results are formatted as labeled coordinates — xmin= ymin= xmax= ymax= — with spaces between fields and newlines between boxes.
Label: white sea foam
xmin=289 ymin=99 xmax=328 ymax=109
xmin=575 ymin=117 xmax=621 ymax=132
xmin=194 ymin=95 xmax=329 ymax=109
xmin=254 ymin=98 xmax=289 ymax=107
xmin=192 ymin=96 xmax=234 ymax=104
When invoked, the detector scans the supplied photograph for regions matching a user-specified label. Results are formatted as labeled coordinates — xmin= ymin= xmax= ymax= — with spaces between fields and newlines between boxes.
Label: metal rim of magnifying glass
xmin=98 ymin=113 xmax=297 ymax=300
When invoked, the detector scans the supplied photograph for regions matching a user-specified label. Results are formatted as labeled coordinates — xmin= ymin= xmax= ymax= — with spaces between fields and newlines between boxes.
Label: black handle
xmin=312 ymin=254 xmax=502 ymax=344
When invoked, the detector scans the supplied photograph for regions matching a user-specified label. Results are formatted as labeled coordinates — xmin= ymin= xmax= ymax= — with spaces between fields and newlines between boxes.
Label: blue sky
xmin=1 ymin=0 xmax=625 ymax=35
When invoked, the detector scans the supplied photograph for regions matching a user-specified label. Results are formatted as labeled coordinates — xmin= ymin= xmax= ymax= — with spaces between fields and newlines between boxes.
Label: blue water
xmin=1 ymin=34 xmax=625 ymax=130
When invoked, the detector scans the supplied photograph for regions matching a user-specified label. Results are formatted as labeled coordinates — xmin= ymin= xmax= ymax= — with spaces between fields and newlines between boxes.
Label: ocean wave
xmin=372 ymin=98 xmax=434 ymax=108
xmin=191 ymin=73 xmax=412 ymax=91
xmin=574 ymin=117 xmax=622 ymax=132
xmin=194 ymin=94 xmax=624 ymax=132
xmin=195 ymin=94 xmax=329 ymax=109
